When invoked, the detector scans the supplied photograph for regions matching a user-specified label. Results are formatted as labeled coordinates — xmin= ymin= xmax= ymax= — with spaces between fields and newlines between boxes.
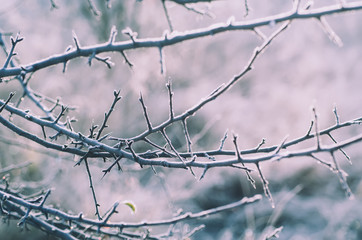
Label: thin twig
xmin=333 ymin=105 xmax=340 ymax=125
xmin=310 ymin=154 xmax=335 ymax=171
xmin=327 ymin=133 xmax=351 ymax=164
xmin=3 ymin=33 xmax=23 ymax=69
xmin=318 ymin=16 xmax=343 ymax=47
xmin=139 ymin=93 xmax=153 ymax=131
xmin=102 ymin=156 xmax=122 ymax=178
xmin=96 ymin=90 xmax=121 ymax=140
xmin=0 ymin=92 xmax=15 ymax=113
xmin=87 ymin=0 xmax=101 ymax=16
xmin=129 ymin=21 xmax=291 ymax=143
xmin=161 ymin=128 xmax=187 ymax=166
xmin=53 ymin=105 xmax=67 ymax=124
xmin=83 ymin=158 xmax=102 ymax=220
xmin=330 ymin=152 xmax=354 ymax=199
xmin=255 ymin=138 xmax=266 ymax=152
xmin=233 ymin=134 xmax=256 ymax=188
xmin=256 ymin=162 xmax=274 ymax=208
xmin=161 ymin=0 xmax=174 ymax=32
xmin=312 ymin=107 xmax=321 ymax=149
xmin=166 ymin=80 xmax=174 ymax=120
xmin=182 ymin=119 xmax=193 ymax=153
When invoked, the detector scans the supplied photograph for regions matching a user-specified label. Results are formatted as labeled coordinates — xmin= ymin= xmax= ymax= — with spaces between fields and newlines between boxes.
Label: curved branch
xmin=0 ymin=187 xmax=261 ymax=234
xmin=1 ymin=2 xmax=362 ymax=78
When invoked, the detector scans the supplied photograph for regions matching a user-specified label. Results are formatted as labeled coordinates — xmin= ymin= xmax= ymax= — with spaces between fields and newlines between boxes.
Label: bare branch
xmin=179 ymin=3 xmax=215 ymax=18
xmin=159 ymin=46 xmax=166 ymax=74
xmin=87 ymin=0 xmax=101 ymax=16
xmin=83 ymin=158 xmax=102 ymax=220
xmin=139 ymin=92 xmax=153 ymax=131
xmin=96 ymin=90 xmax=121 ymax=140
xmin=161 ymin=0 xmax=174 ymax=32
xmin=218 ymin=129 xmax=228 ymax=151
xmin=0 ymin=2 xmax=362 ymax=239
xmin=327 ymin=133 xmax=351 ymax=164
xmin=122 ymin=27 xmax=138 ymax=43
xmin=330 ymin=152 xmax=354 ymax=199
xmin=94 ymin=55 xmax=114 ymax=68
xmin=255 ymin=138 xmax=266 ymax=152
xmin=265 ymin=226 xmax=283 ymax=240
xmin=312 ymin=107 xmax=321 ymax=149
xmin=182 ymin=119 xmax=193 ymax=153
xmin=244 ymin=0 xmax=250 ymax=17
xmin=142 ymin=137 xmax=176 ymax=158
xmin=120 ymin=50 xmax=133 ymax=68
xmin=53 ymin=105 xmax=67 ymax=124
xmin=333 ymin=106 xmax=340 ymax=125
xmin=233 ymin=134 xmax=256 ymax=188
xmin=166 ymin=79 xmax=174 ymax=120
xmin=128 ymin=21 xmax=290 ymax=143
xmin=310 ymin=154 xmax=335 ymax=171
xmin=161 ymin=128 xmax=187 ymax=166
xmin=2 ymin=33 xmax=23 ymax=69
xmin=102 ymin=156 xmax=122 ymax=178
xmin=0 ymin=187 xmax=261 ymax=231
xmin=72 ymin=31 xmax=81 ymax=51
xmin=0 ymin=92 xmax=15 ymax=113
xmin=318 ymin=16 xmax=343 ymax=47
xmin=2 ymin=3 xmax=362 ymax=78
xmin=49 ymin=0 xmax=59 ymax=10
xmin=256 ymin=162 xmax=274 ymax=208
xmin=253 ymin=28 xmax=267 ymax=40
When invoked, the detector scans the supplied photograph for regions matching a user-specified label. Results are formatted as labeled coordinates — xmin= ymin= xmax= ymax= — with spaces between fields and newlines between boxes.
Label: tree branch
xmin=1 ymin=2 xmax=362 ymax=78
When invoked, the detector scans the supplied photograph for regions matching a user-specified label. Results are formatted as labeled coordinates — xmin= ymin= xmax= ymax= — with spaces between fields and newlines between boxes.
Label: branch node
xmin=122 ymin=27 xmax=138 ymax=44
xmin=0 ymin=92 xmax=15 ymax=113
xmin=233 ymin=134 xmax=256 ymax=188
xmin=255 ymin=138 xmax=266 ymax=152
xmin=53 ymin=105 xmax=67 ymax=124
xmin=3 ymin=33 xmax=23 ymax=69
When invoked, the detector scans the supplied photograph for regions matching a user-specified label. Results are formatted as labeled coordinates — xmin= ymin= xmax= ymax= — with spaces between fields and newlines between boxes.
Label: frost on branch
xmin=0 ymin=1 xmax=362 ymax=239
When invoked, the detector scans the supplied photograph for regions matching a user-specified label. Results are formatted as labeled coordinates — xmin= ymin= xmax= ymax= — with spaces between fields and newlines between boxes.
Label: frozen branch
xmin=83 ymin=158 xmax=102 ymax=220
xmin=1 ymin=2 xmax=362 ymax=78
xmin=0 ymin=187 xmax=261 ymax=231
xmin=1 ymin=3 xmax=362 ymax=238
xmin=96 ymin=90 xmax=121 ymax=140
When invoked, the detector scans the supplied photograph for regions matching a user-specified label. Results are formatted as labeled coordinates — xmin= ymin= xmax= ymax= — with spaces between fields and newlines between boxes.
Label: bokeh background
xmin=0 ymin=0 xmax=362 ymax=239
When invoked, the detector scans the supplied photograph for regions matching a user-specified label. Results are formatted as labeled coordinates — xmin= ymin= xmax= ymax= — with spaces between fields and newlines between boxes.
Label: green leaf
xmin=123 ymin=201 xmax=136 ymax=213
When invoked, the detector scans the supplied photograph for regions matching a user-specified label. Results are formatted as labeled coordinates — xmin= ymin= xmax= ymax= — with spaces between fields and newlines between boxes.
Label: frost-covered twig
xmin=1 ymin=2 xmax=362 ymax=78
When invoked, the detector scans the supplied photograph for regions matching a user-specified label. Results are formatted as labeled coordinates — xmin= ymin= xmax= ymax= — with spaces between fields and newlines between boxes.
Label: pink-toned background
xmin=0 ymin=0 xmax=362 ymax=239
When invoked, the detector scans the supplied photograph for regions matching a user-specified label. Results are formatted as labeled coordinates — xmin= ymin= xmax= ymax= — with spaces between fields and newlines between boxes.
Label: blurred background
xmin=0 ymin=0 xmax=362 ymax=239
